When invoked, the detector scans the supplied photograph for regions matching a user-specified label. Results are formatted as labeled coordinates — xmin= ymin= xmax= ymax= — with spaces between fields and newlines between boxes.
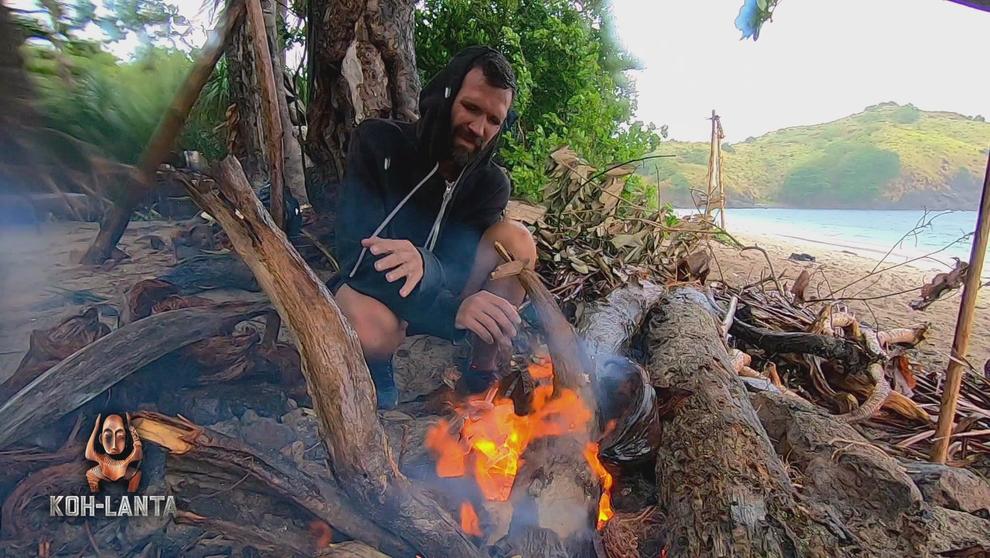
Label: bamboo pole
xmin=79 ymin=0 xmax=245 ymax=264
xmin=931 ymin=152 xmax=990 ymax=464
xmin=245 ymin=0 xmax=284 ymax=229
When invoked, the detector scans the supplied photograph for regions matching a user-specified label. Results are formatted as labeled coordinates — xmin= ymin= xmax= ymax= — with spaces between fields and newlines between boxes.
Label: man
xmin=329 ymin=47 xmax=538 ymax=409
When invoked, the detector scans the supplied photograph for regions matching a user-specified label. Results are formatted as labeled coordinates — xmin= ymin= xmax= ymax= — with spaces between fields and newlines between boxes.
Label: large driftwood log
xmin=0 ymin=301 xmax=270 ymax=448
xmin=752 ymin=391 xmax=990 ymax=556
xmin=133 ymin=412 xmax=414 ymax=556
xmin=575 ymin=280 xmax=664 ymax=358
xmin=183 ymin=156 xmax=479 ymax=557
xmin=646 ymin=287 xmax=850 ymax=557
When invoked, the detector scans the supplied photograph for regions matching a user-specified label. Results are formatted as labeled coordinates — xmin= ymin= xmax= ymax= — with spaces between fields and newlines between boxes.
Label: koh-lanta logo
xmin=50 ymin=413 xmax=176 ymax=518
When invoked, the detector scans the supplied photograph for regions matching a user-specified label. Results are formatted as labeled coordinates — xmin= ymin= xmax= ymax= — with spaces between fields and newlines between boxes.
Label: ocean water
xmin=676 ymin=208 xmax=988 ymax=275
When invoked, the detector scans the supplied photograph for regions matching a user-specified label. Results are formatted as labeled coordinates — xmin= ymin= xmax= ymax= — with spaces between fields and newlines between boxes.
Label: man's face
xmin=449 ymin=67 xmax=512 ymax=168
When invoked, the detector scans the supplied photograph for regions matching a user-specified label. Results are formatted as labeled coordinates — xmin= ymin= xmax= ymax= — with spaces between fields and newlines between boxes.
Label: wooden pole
xmin=245 ymin=0 xmax=284 ymax=229
xmin=79 ymin=0 xmax=245 ymax=264
xmin=931 ymin=152 xmax=990 ymax=464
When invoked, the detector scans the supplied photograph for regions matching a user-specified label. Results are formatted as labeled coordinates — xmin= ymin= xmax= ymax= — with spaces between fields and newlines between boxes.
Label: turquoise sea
xmin=676 ymin=208 xmax=988 ymax=276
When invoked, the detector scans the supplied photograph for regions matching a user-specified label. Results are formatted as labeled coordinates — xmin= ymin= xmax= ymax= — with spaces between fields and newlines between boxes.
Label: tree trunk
xmin=645 ymin=287 xmax=848 ymax=557
xmin=226 ymin=0 xmax=308 ymax=204
xmin=226 ymin=2 xmax=268 ymax=186
xmin=305 ymin=0 xmax=420 ymax=213
xmin=184 ymin=156 xmax=481 ymax=557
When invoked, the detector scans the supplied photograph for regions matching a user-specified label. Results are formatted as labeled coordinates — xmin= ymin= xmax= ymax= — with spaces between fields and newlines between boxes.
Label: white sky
xmin=610 ymin=0 xmax=990 ymax=141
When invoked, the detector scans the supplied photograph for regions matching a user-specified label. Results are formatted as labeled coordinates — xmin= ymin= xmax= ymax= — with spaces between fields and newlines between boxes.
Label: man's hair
xmin=471 ymin=50 xmax=517 ymax=97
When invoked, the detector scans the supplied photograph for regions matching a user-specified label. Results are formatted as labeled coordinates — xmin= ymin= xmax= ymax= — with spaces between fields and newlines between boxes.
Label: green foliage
xmin=415 ymin=0 xmax=660 ymax=200
xmin=26 ymin=44 xmax=226 ymax=164
xmin=639 ymin=103 xmax=990 ymax=209
xmin=779 ymin=143 xmax=900 ymax=206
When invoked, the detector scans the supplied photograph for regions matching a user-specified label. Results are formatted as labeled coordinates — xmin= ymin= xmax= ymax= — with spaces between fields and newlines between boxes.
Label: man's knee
xmin=483 ymin=219 xmax=536 ymax=263
xmin=336 ymin=284 xmax=406 ymax=360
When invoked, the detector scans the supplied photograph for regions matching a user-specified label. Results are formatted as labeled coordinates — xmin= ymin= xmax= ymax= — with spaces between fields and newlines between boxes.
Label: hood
xmin=415 ymin=46 xmax=514 ymax=170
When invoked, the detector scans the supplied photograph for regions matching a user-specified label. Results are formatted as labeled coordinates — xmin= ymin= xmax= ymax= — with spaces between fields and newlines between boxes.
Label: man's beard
xmin=450 ymin=144 xmax=476 ymax=169
xmin=450 ymin=131 xmax=484 ymax=169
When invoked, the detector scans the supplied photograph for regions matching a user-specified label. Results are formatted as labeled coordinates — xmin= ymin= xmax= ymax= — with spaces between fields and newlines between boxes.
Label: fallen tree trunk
xmin=646 ymin=287 xmax=850 ymax=557
xmin=0 ymin=301 xmax=270 ymax=448
xmin=753 ymin=390 xmax=990 ymax=556
xmin=575 ymin=280 xmax=664 ymax=358
xmin=0 ymin=307 xmax=110 ymax=404
xmin=133 ymin=412 xmax=413 ymax=556
xmin=183 ymin=156 xmax=479 ymax=557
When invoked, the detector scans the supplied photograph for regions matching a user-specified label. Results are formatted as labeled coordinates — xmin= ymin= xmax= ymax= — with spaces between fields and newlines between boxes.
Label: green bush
xmin=26 ymin=43 xmax=226 ymax=165
xmin=416 ymin=0 xmax=660 ymax=201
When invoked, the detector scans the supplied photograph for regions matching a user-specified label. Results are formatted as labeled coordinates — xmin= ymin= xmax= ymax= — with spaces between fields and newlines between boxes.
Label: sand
xmin=1 ymin=219 xmax=988 ymax=383
xmin=707 ymin=229 xmax=990 ymax=375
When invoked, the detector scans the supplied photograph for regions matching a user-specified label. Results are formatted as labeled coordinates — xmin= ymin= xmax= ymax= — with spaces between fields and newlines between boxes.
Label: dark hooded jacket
xmin=330 ymin=47 xmax=512 ymax=341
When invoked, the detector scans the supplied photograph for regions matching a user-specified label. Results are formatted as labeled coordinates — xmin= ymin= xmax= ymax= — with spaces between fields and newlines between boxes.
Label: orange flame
xmin=460 ymin=501 xmax=482 ymax=536
xmin=583 ymin=442 xmax=615 ymax=530
xmin=426 ymin=360 xmax=602 ymax=507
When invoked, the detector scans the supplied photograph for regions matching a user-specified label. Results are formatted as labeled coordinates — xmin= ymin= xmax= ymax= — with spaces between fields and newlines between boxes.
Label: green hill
xmin=642 ymin=103 xmax=990 ymax=209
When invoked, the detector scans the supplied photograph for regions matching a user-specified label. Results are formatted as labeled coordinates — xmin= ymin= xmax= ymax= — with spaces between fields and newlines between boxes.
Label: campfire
xmin=426 ymin=356 xmax=613 ymax=532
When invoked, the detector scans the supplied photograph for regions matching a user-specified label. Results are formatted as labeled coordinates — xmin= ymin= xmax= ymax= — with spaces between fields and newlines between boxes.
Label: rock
xmin=904 ymin=462 xmax=990 ymax=517
xmin=788 ymin=252 xmax=816 ymax=262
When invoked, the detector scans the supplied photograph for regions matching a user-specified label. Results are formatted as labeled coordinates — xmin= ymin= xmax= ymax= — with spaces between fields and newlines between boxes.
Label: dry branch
xmin=80 ymin=0 xmax=246 ymax=265
xmin=0 ymin=301 xmax=269 ymax=448
xmin=183 ymin=156 xmax=479 ymax=557
xmin=133 ymin=412 xmax=413 ymax=556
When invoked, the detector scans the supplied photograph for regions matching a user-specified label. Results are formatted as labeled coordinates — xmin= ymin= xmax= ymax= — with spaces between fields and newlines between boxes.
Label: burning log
xmin=133 ymin=412 xmax=414 ymax=556
xmin=574 ymin=280 xmax=664 ymax=358
xmin=0 ymin=301 xmax=270 ymax=448
xmin=488 ymin=244 xmax=609 ymax=556
xmin=646 ymin=287 xmax=849 ymax=556
xmin=183 ymin=156 xmax=480 ymax=557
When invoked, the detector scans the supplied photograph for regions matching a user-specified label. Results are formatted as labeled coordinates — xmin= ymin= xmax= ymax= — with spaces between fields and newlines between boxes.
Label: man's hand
xmin=362 ymin=236 xmax=424 ymax=297
xmin=454 ymin=291 xmax=521 ymax=347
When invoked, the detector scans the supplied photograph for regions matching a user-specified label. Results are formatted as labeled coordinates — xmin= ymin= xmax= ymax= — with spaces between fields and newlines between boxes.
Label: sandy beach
xmin=708 ymin=229 xmax=990 ymax=375
xmin=1 ymin=219 xmax=987 ymax=383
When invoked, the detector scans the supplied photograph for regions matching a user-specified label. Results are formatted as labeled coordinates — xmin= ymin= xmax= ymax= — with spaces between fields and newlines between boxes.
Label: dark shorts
xmin=325 ymin=261 xmax=473 ymax=340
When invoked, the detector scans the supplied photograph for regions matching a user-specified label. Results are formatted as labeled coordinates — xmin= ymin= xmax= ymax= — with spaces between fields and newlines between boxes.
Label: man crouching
xmin=328 ymin=47 xmax=537 ymax=409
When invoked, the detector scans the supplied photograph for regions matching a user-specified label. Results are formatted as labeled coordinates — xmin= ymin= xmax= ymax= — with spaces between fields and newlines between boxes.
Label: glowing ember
xmin=583 ymin=442 xmax=615 ymax=530
xmin=307 ymin=520 xmax=333 ymax=548
xmin=460 ymin=501 xmax=482 ymax=536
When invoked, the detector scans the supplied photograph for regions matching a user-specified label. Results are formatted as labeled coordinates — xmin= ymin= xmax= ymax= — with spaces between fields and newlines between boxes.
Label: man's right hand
xmin=454 ymin=291 xmax=521 ymax=347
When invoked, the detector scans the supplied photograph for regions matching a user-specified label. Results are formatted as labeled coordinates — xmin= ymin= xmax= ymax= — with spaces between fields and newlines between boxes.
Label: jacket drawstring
xmin=349 ymin=162 xmax=440 ymax=278
xmin=424 ymin=163 xmax=468 ymax=251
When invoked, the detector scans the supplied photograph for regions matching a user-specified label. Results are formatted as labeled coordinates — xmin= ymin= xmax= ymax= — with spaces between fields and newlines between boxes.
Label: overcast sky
xmin=610 ymin=0 xmax=990 ymax=141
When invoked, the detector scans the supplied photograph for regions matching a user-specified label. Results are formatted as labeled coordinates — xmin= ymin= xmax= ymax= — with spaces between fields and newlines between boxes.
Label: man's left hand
xmin=362 ymin=236 xmax=424 ymax=297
